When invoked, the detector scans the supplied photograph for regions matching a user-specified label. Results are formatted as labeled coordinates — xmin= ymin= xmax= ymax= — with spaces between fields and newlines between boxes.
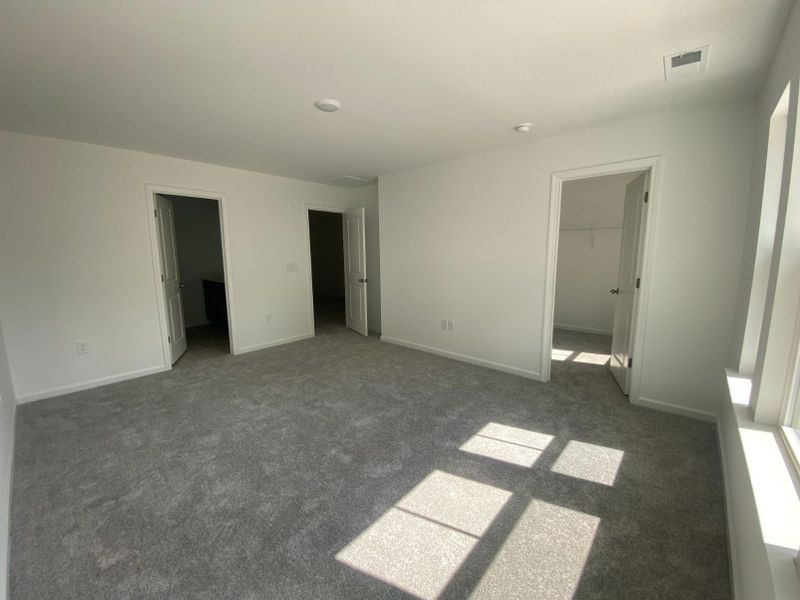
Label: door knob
xmin=359 ymin=278 xmax=368 ymax=283
xmin=178 ymin=283 xmax=186 ymax=289
xmin=609 ymin=288 xmax=620 ymax=295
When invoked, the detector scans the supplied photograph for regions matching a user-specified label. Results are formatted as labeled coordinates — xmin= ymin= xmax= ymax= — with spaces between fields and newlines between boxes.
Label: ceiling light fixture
xmin=514 ymin=122 xmax=533 ymax=133
xmin=315 ymin=99 xmax=341 ymax=112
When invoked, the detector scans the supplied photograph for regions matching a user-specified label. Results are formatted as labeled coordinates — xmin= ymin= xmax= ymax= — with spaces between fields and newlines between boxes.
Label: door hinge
xmin=154 ymin=208 xmax=158 ymax=217
xmin=168 ymin=335 xmax=171 ymax=343
xmin=161 ymin=273 xmax=165 ymax=282
xmin=635 ymin=277 xmax=641 ymax=289
xmin=644 ymin=191 xmax=649 ymax=203
xmin=627 ymin=357 xmax=633 ymax=368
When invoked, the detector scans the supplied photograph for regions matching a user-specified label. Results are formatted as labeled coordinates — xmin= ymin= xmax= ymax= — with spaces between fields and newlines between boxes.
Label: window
xmin=783 ymin=354 xmax=800 ymax=470
xmin=788 ymin=397 xmax=800 ymax=432
xmin=747 ymin=82 xmax=800 ymax=472
xmin=739 ymin=85 xmax=790 ymax=375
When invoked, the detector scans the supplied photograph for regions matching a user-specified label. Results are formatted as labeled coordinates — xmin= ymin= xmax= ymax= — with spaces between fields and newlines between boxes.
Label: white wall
xmin=0 ymin=318 xmax=16 ymax=600
xmin=723 ymin=1 xmax=800 ymax=598
xmin=380 ymin=98 xmax=755 ymax=418
xmin=169 ymin=195 xmax=225 ymax=329
xmin=554 ymin=173 xmax=635 ymax=335
xmin=0 ymin=131 xmax=380 ymax=401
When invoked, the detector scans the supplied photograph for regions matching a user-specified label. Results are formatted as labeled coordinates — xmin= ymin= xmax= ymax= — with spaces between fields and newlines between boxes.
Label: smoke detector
xmin=314 ymin=98 xmax=341 ymax=112
xmin=514 ymin=122 xmax=533 ymax=133
xmin=664 ymin=46 xmax=710 ymax=81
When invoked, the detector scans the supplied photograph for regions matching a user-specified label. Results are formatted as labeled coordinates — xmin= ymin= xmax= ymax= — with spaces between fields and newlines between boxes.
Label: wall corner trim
xmin=716 ymin=418 xmax=741 ymax=600
xmin=17 ymin=365 xmax=169 ymax=404
xmin=235 ymin=333 xmax=314 ymax=355
xmin=380 ymin=336 xmax=543 ymax=381
xmin=1 ymin=400 xmax=15 ymax=600
xmin=630 ymin=396 xmax=719 ymax=422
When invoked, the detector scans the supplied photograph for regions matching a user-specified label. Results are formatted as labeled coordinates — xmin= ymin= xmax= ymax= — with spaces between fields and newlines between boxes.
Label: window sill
xmin=724 ymin=370 xmax=800 ymax=597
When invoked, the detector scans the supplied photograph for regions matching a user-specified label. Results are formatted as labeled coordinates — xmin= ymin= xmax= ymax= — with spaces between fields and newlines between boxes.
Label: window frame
xmin=749 ymin=81 xmax=800 ymax=473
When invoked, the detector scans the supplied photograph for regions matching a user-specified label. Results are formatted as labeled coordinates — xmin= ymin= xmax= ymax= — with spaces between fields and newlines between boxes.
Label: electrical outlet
xmin=266 ymin=313 xmax=273 ymax=324
xmin=75 ymin=341 xmax=89 ymax=355
xmin=447 ymin=320 xmax=454 ymax=331
xmin=441 ymin=319 xmax=447 ymax=331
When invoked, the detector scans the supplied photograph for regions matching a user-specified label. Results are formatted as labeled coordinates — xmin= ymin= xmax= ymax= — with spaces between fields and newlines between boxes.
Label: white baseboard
xmin=17 ymin=365 xmax=169 ymax=404
xmin=235 ymin=332 xmax=314 ymax=355
xmin=631 ymin=395 xmax=718 ymax=422
xmin=380 ymin=336 xmax=543 ymax=381
xmin=554 ymin=323 xmax=613 ymax=336
xmin=716 ymin=421 xmax=740 ymax=600
xmin=0 ymin=400 xmax=16 ymax=600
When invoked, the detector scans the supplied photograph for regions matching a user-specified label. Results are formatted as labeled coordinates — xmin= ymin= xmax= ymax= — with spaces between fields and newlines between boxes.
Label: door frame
xmin=146 ymin=184 xmax=238 ymax=368
xmin=303 ymin=203 xmax=346 ymax=337
xmin=540 ymin=156 xmax=663 ymax=404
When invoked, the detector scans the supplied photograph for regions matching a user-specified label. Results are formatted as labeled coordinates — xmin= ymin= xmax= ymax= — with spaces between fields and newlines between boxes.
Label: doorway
xmin=308 ymin=209 xmax=346 ymax=333
xmin=543 ymin=158 xmax=659 ymax=399
xmin=306 ymin=206 xmax=370 ymax=337
xmin=150 ymin=189 xmax=233 ymax=367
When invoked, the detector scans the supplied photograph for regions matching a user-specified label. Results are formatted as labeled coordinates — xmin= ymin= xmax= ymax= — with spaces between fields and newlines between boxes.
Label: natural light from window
xmin=551 ymin=348 xmax=575 ymax=362
xmin=552 ymin=348 xmax=611 ymax=365
xmin=741 ymin=427 xmax=800 ymax=550
xmin=338 ymin=425 xmax=623 ymax=598
xmin=336 ymin=470 xmax=512 ymax=600
xmin=739 ymin=83 xmax=791 ymax=376
xmin=551 ymin=440 xmax=624 ymax=486
xmin=469 ymin=500 xmax=600 ymax=599
xmin=459 ymin=422 xmax=554 ymax=467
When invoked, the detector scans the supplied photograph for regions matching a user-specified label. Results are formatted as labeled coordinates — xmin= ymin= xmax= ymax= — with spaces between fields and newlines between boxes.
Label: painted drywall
xmin=168 ymin=195 xmax=225 ymax=329
xmin=725 ymin=1 xmax=800 ymax=598
xmin=554 ymin=173 xmax=635 ymax=335
xmin=379 ymin=98 xmax=755 ymax=417
xmin=308 ymin=211 xmax=345 ymax=299
xmin=0 ymin=131 xmax=380 ymax=401
xmin=0 ymin=318 xmax=16 ymax=600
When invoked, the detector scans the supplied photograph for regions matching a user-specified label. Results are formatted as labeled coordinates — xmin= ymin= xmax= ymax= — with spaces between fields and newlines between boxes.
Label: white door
xmin=609 ymin=172 xmax=648 ymax=394
xmin=156 ymin=195 xmax=187 ymax=363
xmin=343 ymin=207 xmax=369 ymax=336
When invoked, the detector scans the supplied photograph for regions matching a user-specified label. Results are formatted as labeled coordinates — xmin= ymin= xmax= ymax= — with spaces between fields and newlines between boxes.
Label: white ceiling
xmin=0 ymin=0 xmax=792 ymax=185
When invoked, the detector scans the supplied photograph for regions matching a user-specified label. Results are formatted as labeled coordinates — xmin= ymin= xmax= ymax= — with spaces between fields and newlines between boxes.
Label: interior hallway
xmin=314 ymin=295 xmax=347 ymax=335
xmin=174 ymin=325 xmax=230 ymax=368
xmin=10 ymin=332 xmax=728 ymax=599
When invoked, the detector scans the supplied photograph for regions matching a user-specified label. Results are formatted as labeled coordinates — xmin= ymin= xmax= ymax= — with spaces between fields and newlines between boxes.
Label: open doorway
xmin=543 ymin=160 xmax=657 ymax=398
xmin=306 ymin=206 xmax=370 ymax=337
xmin=308 ymin=209 xmax=346 ymax=333
xmin=151 ymin=192 xmax=231 ymax=366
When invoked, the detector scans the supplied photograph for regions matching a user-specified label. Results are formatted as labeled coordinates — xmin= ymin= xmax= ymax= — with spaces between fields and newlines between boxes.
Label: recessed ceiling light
xmin=514 ymin=122 xmax=533 ymax=133
xmin=315 ymin=99 xmax=341 ymax=112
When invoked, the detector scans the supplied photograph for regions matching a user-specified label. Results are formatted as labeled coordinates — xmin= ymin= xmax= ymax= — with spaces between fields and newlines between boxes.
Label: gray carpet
xmin=10 ymin=327 xmax=730 ymax=599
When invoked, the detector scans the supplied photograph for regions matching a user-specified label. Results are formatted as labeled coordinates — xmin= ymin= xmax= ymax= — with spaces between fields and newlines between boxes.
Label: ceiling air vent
xmin=328 ymin=175 xmax=372 ymax=188
xmin=664 ymin=45 xmax=709 ymax=81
